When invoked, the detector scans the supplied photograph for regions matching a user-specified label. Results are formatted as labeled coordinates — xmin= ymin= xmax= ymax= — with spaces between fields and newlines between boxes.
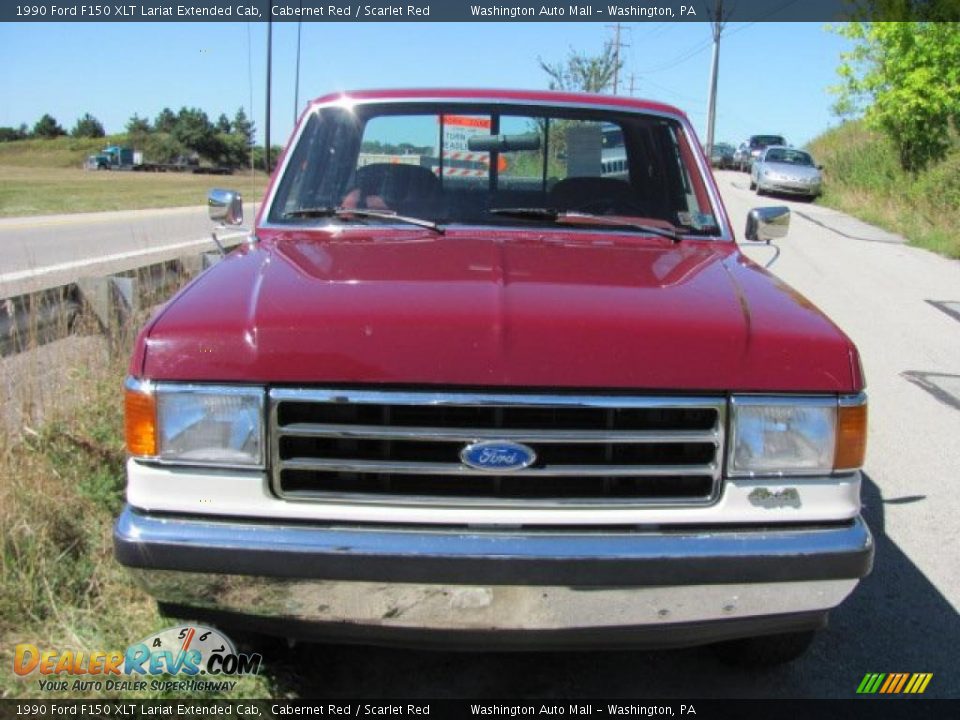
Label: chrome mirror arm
xmin=211 ymin=225 xmax=255 ymax=256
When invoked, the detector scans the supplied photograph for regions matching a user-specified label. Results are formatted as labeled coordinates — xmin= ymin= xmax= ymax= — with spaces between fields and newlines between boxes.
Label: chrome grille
xmin=269 ymin=389 xmax=726 ymax=506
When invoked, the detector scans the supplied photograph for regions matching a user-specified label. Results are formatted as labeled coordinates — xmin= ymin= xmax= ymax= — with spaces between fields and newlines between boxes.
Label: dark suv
xmin=739 ymin=134 xmax=787 ymax=171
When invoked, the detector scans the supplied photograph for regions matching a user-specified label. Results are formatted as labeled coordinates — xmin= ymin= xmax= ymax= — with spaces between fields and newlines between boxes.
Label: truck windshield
xmin=267 ymin=103 xmax=720 ymax=235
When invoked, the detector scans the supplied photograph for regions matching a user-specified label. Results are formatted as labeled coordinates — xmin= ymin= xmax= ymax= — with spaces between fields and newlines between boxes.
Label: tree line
xmin=0 ymin=112 xmax=106 ymax=142
xmin=0 ymin=107 xmax=265 ymax=169
xmin=126 ymin=107 xmax=256 ymax=168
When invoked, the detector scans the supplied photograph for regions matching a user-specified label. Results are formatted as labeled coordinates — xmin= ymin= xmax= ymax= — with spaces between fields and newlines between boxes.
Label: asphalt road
xmin=0 ymin=205 xmax=253 ymax=298
xmin=255 ymin=171 xmax=960 ymax=699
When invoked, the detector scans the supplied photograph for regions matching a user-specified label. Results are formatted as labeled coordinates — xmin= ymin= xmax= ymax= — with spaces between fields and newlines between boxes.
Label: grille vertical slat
xmin=270 ymin=389 xmax=725 ymax=507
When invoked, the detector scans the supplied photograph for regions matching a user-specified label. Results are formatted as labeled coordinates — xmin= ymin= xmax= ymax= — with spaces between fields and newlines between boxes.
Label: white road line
xmin=0 ymin=232 xmax=248 ymax=285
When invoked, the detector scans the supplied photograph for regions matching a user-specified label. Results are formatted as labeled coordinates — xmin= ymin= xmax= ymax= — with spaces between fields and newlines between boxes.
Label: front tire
xmin=711 ymin=629 xmax=817 ymax=667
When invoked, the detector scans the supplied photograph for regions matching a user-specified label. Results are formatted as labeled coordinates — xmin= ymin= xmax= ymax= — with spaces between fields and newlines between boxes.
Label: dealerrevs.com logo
xmin=14 ymin=625 xmax=261 ymax=693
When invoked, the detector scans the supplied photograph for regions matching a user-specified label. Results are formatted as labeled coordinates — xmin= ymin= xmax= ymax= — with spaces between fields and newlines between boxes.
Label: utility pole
xmin=613 ymin=23 xmax=621 ymax=94
xmin=705 ymin=0 xmax=728 ymax=158
xmin=606 ymin=23 xmax=629 ymax=95
xmin=294 ymin=19 xmax=302 ymax=123
xmin=629 ymin=73 xmax=636 ymax=97
xmin=265 ymin=14 xmax=272 ymax=173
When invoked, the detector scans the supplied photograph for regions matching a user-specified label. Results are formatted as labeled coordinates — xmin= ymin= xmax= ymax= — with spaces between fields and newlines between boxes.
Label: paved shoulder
xmin=0 ymin=204 xmax=255 ymax=297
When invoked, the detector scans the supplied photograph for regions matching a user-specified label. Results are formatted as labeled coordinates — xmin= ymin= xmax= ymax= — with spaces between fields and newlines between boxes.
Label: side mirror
xmin=817 ymin=164 xmax=824 ymax=171
xmin=745 ymin=206 xmax=790 ymax=243
xmin=208 ymin=188 xmax=243 ymax=225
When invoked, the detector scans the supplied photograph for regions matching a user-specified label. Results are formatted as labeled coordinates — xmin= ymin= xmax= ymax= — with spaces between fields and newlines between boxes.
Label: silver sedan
xmin=750 ymin=146 xmax=822 ymax=199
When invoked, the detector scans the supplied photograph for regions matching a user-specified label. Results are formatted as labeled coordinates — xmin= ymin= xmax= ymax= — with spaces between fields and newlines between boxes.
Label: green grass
xmin=0 ymin=136 xmax=268 ymax=217
xmin=0 ymin=327 xmax=276 ymax=700
xmin=808 ymin=120 xmax=960 ymax=259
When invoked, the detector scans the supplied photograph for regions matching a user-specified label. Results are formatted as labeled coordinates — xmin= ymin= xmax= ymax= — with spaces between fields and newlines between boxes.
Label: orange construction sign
xmin=440 ymin=115 xmax=492 ymax=129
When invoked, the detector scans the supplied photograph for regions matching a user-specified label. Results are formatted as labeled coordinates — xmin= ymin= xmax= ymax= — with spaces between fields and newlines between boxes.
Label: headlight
xmin=729 ymin=395 xmax=867 ymax=476
xmin=124 ymin=378 xmax=264 ymax=467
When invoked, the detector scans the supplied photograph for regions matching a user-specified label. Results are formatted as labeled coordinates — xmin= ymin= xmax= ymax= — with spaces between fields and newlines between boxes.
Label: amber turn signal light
xmin=124 ymin=380 xmax=157 ymax=457
xmin=834 ymin=399 xmax=867 ymax=471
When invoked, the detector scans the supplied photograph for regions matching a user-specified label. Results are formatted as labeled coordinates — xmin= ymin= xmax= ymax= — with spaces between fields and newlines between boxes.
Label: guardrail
xmin=0 ymin=247 xmax=231 ymax=357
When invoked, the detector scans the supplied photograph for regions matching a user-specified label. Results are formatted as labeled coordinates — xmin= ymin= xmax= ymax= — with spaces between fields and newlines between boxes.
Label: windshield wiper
xmin=488 ymin=207 xmax=681 ymax=242
xmin=284 ymin=206 xmax=444 ymax=234
xmin=487 ymin=207 xmax=559 ymax=220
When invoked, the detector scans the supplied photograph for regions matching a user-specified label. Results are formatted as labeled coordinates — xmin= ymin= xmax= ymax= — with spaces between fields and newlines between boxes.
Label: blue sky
xmin=0 ymin=21 xmax=852 ymax=149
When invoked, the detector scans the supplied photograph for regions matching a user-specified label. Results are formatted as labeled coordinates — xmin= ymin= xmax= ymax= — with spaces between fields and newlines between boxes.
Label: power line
xmin=640 ymin=76 xmax=703 ymax=106
xmin=634 ymin=36 xmax=713 ymax=74
xmin=725 ymin=0 xmax=803 ymax=38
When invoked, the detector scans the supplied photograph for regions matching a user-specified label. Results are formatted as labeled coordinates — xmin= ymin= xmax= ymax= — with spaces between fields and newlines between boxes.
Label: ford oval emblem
xmin=460 ymin=441 xmax=537 ymax=472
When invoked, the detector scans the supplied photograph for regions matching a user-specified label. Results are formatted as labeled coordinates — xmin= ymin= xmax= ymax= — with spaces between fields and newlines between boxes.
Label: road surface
xmin=0 ymin=204 xmax=254 ymax=298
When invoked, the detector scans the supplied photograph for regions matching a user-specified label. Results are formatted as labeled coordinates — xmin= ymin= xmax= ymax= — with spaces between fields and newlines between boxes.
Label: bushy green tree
xmin=154 ymin=107 xmax=177 ymax=133
xmin=126 ymin=114 xmax=151 ymax=135
xmin=233 ymin=107 xmax=255 ymax=149
xmin=33 ymin=114 xmax=66 ymax=138
xmin=0 ymin=125 xmax=28 ymax=142
xmin=122 ymin=106 xmax=256 ymax=167
xmin=217 ymin=133 xmax=251 ymax=168
xmin=832 ymin=22 xmax=960 ymax=171
xmin=142 ymin=133 xmax=187 ymax=164
xmin=538 ymin=42 xmax=622 ymax=93
xmin=125 ymin=114 xmax=151 ymax=149
xmin=71 ymin=113 xmax=105 ymax=138
xmin=171 ymin=107 xmax=225 ymax=162
xmin=844 ymin=0 xmax=960 ymax=22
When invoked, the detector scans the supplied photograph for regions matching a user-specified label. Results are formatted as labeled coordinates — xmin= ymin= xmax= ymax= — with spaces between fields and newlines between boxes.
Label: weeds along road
xmin=0 ymin=204 xmax=254 ymax=298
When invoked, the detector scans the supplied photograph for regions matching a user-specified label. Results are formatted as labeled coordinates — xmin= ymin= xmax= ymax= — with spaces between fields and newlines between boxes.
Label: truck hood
xmin=135 ymin=228 xmax=860 ymax=392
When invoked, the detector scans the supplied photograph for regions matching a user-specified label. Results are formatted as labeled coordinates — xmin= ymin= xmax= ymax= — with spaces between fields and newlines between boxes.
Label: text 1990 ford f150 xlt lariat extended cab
xmin=115 ymin=89 xmax=872 ymax=665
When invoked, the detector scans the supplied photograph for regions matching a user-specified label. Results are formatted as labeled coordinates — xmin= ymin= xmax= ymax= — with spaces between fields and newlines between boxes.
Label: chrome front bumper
xmin=115 ymin=506 xmax=872 ymax=647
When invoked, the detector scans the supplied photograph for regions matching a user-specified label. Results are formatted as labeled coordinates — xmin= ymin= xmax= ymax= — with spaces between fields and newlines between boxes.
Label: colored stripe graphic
xmin=892 ymin=674 xmax=909 ymax=693
xmin=859 ymin=673 xmax=885 ymax=694
xmin=857 ymin=673 xmax=932 ymax=694
xmin=879 ymin=674 xmax=896 ymax=693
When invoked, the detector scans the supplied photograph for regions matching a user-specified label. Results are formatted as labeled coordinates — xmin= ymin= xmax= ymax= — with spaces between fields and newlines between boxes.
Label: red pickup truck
xmin=115 ymin=89 xmax=872 ymax=665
